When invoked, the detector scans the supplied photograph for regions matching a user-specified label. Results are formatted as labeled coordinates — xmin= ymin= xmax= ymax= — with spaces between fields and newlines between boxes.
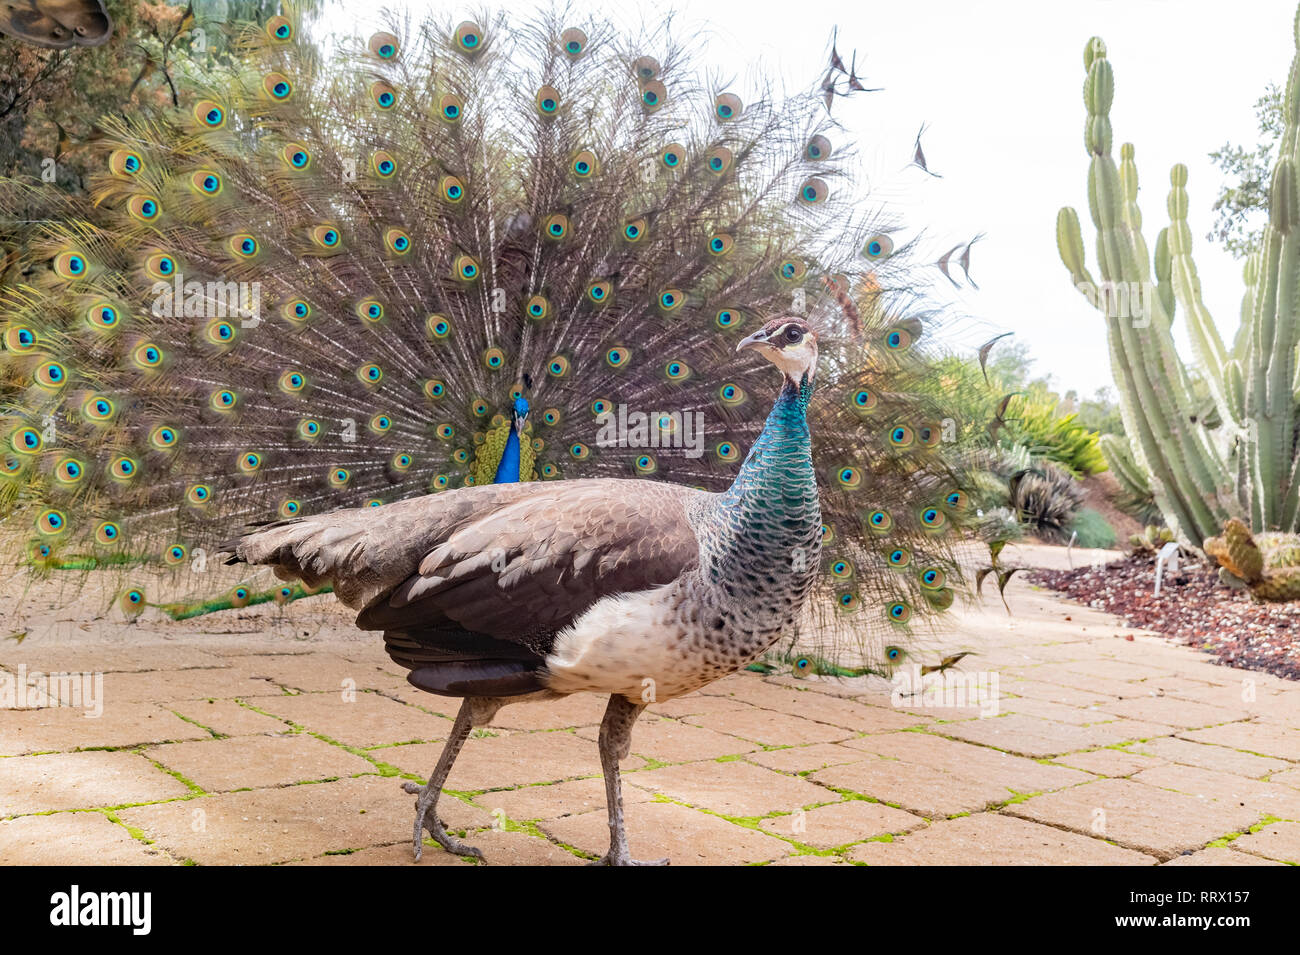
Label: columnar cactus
xmin=1057 ymin=8 xmax=1300 ymax=546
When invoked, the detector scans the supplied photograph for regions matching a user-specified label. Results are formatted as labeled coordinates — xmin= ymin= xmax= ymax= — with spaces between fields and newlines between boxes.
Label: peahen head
xmin=736 ymin=317 xmax=818 ymax=385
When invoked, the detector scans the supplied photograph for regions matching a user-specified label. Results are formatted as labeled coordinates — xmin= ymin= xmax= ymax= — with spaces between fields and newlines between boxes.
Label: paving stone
xmin=118 ymin=776 xmax=489 ymax=864
xmin=0 ymin=751 xmax=192 ymax=815
xmin=470 ymin=777 xmax=653 ymax=821
xmin=1181 ymin=721 xmax=1300 ymax=761
xmin=0 ymin=811 xmax=174 ymax=865
xmin=576 ymin=716 xmax=758 ymax=762
xmin=489 ymin=694 xmax=609 ymax=730
xmin=145 ymin=734 xmax=376 ymax=791
xmin=812 ymin=757 xmax=1014 ymax=818
xmin=167 ymin=700 xmax=294 ymax=737
xmin=1053 ymin=749 xmax=1166 ymax=777
xmin=848 ymin=812 xmax=1156 ymax=865
xmin=1002 ymin=680 xmax=1120 ymax=708
xmin=627 ymin=759 xmax=830 ymax=817
xmin=758 ymin=799 xmax=924 ymax=847
xmin=1160 ymin=847 xmax=1285 ymax=866
xmin=1129 ymin=736 xmax=1290 ymax=778
xmin=244 ymin=692 xmax=451 ymax=748
xmin=842 ymin=731 xmax=1092 ymax=793
xmin=1130 ymin=764 xmax=1300 ymax=820
xmin=1001 ymin=697 xmax=1113 ymax=725
xmin=1095 ymin=696 xmax=1250 ymax=729
xmin=698 ymin=680 xmax=928 ymax=732
xmin=470 ymin=828 xmax=587 ymax=866
xmin=765 ymin=854 xmax=851 ymax=865
xmin=744 ymin=742 xmax=872 ymax=774
xmin=223 ymin=653 xmax=408 ymax=693
xmin=1270 ymin=768 xmax=1300 ymax=788
xmin=938 ymin=714 xmax=1174 ymax=758
xmin=382 ymin=731 xmax=642 ymax=791
xmin=681 ymin=707 xmax=854 ymax=746
xmin=288 ymin=842 xmax=469 ymax=866
xmin=1004 ymin=778 xmax=1262 ymax=857
xmin=1066 ymin=659 xmax=1179 ymax=682
xmin=4 ymin=646 xmax=228 ymax=674
xmin=540 ymin=800 xmax=792 ymax=865
xmin=1230 ymin=822 xmax=1300 ymax=863
xmin=374 ymin=685 xmax=462 ymax=718
xmin=647 ymin=694 xmax=753 ymax=718
xmin=100 ymin=668 xmax=277 ymax=703
xmin=0 ymin=702 xmax=208 ymax=756
xmin=1001 ymin=665 xmax=1148 ymax=699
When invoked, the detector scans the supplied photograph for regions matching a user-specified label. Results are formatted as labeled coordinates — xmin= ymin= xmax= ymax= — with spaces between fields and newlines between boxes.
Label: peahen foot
xmin=594 ymin=694 xmax=669 ymax=865
xmin=400 ymin=698 xmax=481 ymax=862
xmin=401 ymin=780 xmax=484 ymax=861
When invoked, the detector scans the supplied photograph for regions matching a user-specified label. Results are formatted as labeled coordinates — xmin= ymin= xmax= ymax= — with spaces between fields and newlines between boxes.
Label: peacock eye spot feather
xmin=455 ymin=21 xmax=483 ymax=52
xmin=286 ymin=147 xmax=310 ymax=169
xmin=863 ymin=234 xmax=895 ymax=261
xmin=440 ymin=95 xmax=463 ymax=121
xmin=526 ymin=296 xmax=549 ymax=319
xmin=454 ymin=256 xmax=480 ymax=281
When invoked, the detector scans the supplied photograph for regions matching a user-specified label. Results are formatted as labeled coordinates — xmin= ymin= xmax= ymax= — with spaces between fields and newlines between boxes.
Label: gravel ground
xmin=1030 ymin=554 xmax=1300 ymax=681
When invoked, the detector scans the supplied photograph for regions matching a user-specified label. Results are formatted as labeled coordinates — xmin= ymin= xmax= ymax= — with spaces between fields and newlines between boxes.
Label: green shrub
xmin=1067 ymin=507 xmax=1117 ymax=549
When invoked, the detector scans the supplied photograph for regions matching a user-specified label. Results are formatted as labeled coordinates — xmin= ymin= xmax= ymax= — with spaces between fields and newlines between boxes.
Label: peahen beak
xmin=736 ymin=330 xmax=769 ymax=353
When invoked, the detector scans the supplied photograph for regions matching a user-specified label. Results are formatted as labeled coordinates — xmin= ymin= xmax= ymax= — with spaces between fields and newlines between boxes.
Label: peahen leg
xmin=400 ymin=697 xmax=484 ymax=862
xmin=590 ymin=694 xmax=668 ymax=866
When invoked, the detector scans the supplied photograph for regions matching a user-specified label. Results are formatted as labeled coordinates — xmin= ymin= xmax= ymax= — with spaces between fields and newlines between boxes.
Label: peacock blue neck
xmin=493 ymin=428 xmax=522 ymax=483
xmin=699 ymin=373 xmax=821 ymax=623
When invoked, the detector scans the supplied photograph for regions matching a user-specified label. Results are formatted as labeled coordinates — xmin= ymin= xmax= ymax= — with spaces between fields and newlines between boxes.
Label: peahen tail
xmin=1 ymin=8 xmax=977 ymax=674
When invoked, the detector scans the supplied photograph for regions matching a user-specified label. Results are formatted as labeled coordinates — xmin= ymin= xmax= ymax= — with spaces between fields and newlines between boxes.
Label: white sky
xmin=321 ymin=0 xmax=1297 ymax=396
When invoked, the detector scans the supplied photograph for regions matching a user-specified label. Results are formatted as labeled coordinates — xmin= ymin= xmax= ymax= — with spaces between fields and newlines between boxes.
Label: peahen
xmin=228 ymin=315 xmax=828 ymax=864
xmin=1 ymin=10 xmax=975 ymax=858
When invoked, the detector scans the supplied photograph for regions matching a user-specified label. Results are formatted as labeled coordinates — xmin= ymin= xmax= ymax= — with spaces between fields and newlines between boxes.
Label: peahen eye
xmin=784 ymin=325 xmax=802 ymax=343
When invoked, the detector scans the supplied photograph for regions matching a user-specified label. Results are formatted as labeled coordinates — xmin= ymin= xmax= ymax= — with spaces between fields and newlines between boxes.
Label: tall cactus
xmin=1057 ymin=10 xmax=1300 ymax=546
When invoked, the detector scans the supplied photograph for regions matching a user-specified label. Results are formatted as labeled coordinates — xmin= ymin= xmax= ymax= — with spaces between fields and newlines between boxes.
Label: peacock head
xmin=511 ymin=394 xmax=530 ymax=432
xmin=736 ymin=317 xmax=818 ymax=384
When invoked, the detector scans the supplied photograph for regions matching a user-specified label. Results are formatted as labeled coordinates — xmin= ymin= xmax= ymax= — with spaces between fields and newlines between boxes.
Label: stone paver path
xmin=2 ymin=544 xmax=1298 ymax=865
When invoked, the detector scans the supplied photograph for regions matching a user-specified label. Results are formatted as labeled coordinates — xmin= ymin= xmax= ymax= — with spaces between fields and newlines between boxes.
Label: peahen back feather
xmin=0 ymin=8 xmax=976 ymax=675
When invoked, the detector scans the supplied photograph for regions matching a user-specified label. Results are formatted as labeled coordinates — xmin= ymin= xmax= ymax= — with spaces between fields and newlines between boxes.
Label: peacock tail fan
xmin=0 ymin=8 xmax=978 ymax=674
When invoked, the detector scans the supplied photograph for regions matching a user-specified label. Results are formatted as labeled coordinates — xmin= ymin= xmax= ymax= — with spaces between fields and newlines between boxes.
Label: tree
xmin=1207 ymin=83 xmax=1284 ymax=259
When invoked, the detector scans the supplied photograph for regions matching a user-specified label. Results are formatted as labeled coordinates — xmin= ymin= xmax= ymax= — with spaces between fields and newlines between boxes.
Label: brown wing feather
xmin=226 ymin=479 xmax=707 ymax=648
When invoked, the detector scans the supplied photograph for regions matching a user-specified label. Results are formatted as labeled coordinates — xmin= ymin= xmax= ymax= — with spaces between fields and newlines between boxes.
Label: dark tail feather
xmin=407 ymin=660 xmax=545 ymax=698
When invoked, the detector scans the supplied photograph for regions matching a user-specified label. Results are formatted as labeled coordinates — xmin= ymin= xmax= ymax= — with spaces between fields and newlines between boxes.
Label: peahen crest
xmin=0 ymin=8 xmax=976 ymax=676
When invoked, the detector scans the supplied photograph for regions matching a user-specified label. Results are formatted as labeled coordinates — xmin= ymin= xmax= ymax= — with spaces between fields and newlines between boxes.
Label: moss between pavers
xmin=166 ymin=710 xmax=226 ymax=739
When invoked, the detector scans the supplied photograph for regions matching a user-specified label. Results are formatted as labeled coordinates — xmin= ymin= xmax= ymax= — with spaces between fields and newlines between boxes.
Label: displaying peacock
xmin=1 ymin=11 xmax=973 ymax=680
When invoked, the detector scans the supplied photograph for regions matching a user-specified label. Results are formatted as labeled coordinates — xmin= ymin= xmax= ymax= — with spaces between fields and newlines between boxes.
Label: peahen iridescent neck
xmin=696 ymin=373 xmax=822 ymax=633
